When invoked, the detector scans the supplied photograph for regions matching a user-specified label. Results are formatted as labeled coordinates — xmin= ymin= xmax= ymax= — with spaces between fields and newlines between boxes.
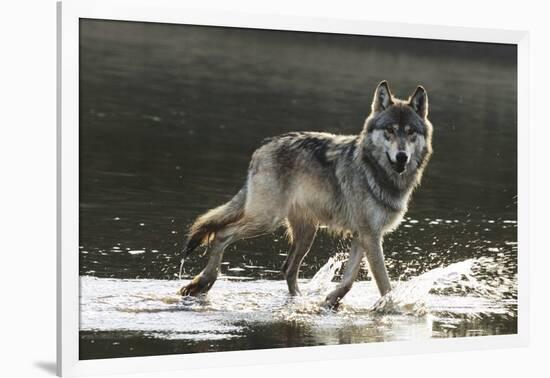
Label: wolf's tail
xmin=183 ymin=186 xmax=247 ymax=256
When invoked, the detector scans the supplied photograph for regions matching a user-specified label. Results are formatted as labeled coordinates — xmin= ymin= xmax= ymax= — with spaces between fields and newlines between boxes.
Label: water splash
xmin=370 ymin=257 xmax=517 ymax=317
xmin=304 ymin=252 xmax=347 ymax=296
xmin=371 ymin=259 xmax=476 ymax=315
xmin=80 ymin=255 xmax=517 ymax=344
xmin=272 ymin=254 xmax=515 ymax=321
xmin=178 ymin=257 xmax=185 ymax=280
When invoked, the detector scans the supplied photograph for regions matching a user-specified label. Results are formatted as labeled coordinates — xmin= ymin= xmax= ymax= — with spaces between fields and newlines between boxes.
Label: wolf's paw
xmin=371 ymin=294 xmax=399 ymax=314
xmin=321 ymin=294 xmax=342 ymax=312
xmin=177 ymin=274 xmax=215 ymax=296
xmin=286 ymin=282 xmax=302 ymax=297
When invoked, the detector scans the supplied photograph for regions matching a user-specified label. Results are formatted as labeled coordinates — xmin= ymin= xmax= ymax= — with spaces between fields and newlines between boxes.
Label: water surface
xmin=79 ymin=19 xmax=517 ymax=359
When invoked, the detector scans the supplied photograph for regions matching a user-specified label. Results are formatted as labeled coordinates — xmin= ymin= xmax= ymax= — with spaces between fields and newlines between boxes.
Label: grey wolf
xmin=178 ymin=81 xmax=433 ymax=309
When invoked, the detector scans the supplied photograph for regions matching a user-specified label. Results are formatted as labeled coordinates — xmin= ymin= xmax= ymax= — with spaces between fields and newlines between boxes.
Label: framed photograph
xmin=58 ymin=0 xmax=529 ymax=376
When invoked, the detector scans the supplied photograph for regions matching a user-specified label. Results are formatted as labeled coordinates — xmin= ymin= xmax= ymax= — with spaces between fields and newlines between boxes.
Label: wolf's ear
xmin=409 ymin=86 xmax=429 ymax=118
xmin=372 ymin=81 xmax=394 ymax=112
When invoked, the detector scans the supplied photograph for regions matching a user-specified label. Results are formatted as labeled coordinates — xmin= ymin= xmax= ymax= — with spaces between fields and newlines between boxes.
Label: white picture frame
xmin=57 ymin=0 xmax=529 ymax=376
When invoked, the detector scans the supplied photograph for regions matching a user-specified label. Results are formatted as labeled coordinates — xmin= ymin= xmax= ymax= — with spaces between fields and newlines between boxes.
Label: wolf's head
xmin=362 ymin=81 xmax=433 ymax=177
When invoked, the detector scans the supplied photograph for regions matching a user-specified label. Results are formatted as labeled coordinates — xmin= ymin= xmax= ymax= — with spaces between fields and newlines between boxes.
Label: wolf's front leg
xmin=323 ymin=239 xmax=364 ymax=309
xmin=363 ymin=235 xmax=391 ymax=296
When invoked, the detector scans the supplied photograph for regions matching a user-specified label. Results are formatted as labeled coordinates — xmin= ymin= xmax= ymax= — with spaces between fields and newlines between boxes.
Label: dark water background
xmin=79 ymin=19 xmax=517 ymax=360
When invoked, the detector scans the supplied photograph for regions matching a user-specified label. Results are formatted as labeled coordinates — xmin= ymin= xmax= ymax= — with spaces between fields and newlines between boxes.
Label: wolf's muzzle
xmin=388 ymin=151 xmax=408 ymax=174
xmin=396 ymin=152 xmax=408 ymax=165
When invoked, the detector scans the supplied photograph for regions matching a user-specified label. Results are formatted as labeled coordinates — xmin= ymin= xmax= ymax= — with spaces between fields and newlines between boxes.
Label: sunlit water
xmin=80 ymin=255 xmax=516 ymax=358
xmin=78 ymin=20 xmax=517 ymax=359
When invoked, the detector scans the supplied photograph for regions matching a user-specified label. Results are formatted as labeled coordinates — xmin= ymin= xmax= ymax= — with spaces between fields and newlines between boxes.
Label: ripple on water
xmin=80 ymin=257 xmax=517 ymax=344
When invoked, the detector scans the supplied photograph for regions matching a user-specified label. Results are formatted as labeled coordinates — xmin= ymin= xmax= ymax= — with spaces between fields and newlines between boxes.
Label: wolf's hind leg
xmin=178 ymin=235 xmax=227 ymax=297
xmin=323 ymin=239 xmax=364 ymax=309
xmin=178 ymin=218 xmax=274 ymax=296
xmin=282 ymin=216 xmax=317 ymax=296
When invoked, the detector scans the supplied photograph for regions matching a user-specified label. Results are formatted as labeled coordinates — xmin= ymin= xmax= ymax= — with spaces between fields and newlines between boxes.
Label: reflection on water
xmin=79 ymin=19 xmax=517 ymax=359
xmin=80 ymin=256 xmax=516 ymax=359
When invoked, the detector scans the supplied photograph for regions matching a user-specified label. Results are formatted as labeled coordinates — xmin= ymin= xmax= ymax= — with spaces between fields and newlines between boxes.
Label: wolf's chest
xmin=360 ymin=193 xmax=408 ymax=234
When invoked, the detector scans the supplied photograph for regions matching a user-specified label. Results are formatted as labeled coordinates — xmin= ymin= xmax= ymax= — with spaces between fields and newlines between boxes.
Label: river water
xmin=79 ymin=19 xmax=517 ymax=359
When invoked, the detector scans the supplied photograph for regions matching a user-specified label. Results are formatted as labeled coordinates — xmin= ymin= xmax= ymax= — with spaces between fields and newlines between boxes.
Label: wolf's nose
xmin=396 ymin=152 xmax=408 ymax=164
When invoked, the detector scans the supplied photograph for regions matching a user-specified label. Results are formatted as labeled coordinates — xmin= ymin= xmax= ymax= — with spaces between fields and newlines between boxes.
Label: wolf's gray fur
xmin=178 ymin=81 xmax=433 ymax=308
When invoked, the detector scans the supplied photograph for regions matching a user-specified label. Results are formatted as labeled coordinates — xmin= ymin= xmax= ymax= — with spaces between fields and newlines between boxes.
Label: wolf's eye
xmin=407 ymin=128 xmax=416 ymax=135
xmin=385 ymin=127 xmax=395 ymax=135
